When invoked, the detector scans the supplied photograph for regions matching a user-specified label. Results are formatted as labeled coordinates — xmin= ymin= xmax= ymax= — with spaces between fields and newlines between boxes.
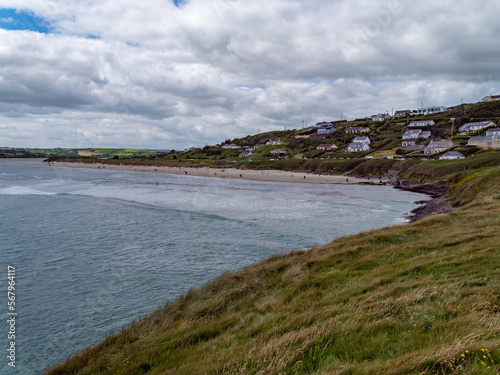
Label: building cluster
xmin=215 ymin=98 xmax=500 ymax=161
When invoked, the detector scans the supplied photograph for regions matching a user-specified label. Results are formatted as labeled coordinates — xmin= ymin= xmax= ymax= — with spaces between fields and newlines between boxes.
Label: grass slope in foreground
xmin=47 ymin=167 xmax=500 ymax=375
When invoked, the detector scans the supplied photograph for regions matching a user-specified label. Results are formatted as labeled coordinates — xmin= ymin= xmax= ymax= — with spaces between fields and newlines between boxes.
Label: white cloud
xmin=1 ymin=0 xmax=500 ymax=149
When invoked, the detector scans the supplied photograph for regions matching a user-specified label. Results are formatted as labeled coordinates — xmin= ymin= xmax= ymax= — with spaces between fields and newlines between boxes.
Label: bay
xmin=0 ymin=161 xmax=426 ymax=374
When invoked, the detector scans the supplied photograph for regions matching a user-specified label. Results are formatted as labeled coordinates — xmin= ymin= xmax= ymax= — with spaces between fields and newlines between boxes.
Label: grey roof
xmin=441 ymin=151 xmax=464 ymax=158
xmin=353 ymin=136 xmax=370 ymax=143
xmin=404 ymin=129 xmax=421 ymax=134
xmin=426 ymin=140 xmax=454 ymax=148
xmin=468 ymin=136 xmax=492 ymax=142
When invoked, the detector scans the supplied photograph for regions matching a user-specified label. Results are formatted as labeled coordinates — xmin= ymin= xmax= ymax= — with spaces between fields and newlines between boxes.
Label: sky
xmin=1 ymin=0 xmax=500 ymax=150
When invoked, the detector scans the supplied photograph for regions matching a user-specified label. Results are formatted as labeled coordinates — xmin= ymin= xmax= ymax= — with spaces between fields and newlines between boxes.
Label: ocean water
xmin=0 ymin=161 xmax=427 ymax=374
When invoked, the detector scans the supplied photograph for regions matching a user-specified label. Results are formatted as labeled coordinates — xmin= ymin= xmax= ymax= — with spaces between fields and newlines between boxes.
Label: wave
xmin=0 ymin=186 xmax=57 ymax=196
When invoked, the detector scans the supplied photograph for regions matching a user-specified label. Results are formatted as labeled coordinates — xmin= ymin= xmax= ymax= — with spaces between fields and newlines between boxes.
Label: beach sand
xmin=18 ymin=161 xmax=382 ymax=185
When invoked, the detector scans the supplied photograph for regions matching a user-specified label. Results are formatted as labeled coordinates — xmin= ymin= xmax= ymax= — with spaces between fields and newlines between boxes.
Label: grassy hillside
xmin=46 ymin=161 xmax=500 ymax=374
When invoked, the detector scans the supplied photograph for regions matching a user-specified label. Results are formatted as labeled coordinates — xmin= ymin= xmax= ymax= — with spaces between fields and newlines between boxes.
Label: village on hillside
xmin=179 ymin=96 xmax=500 ymax=164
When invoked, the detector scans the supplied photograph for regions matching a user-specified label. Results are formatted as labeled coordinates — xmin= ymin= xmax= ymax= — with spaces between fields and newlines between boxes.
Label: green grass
xmin=46 ymin=162 xmax=500 ymax=375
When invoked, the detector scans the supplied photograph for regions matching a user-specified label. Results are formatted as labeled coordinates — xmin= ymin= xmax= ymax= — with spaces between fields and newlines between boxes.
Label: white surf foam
xmin=0 ymin=186 xmax=57 ymax=196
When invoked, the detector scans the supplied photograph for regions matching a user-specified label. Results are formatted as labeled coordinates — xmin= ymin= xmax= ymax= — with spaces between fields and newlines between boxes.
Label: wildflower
xmin=465 ymin=350 xmax=469 ymax=353
xmin=483 ymin=355 xmax=487 ymax=359
xmin=461 ymin=354 xmax=465 ymax=357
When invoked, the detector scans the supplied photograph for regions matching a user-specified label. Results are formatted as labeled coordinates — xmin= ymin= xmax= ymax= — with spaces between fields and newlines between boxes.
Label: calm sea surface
xmin=0 ymin=161 xmax=427 ymax=374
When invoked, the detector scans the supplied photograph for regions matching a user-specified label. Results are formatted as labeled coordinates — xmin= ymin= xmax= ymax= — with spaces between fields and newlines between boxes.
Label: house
xmin=414 ymin=106 xmax=447 ymax=115
xmin=486 ymin=128 xmax=500 ymax=136
xmin=439 ymin=151 xmax=465 ymax=160
xmin=222 ymin=144 xmax=241 ymax=149
xmin=420 ymin=131 xmax=432 ymax=139
xmin=246 ymin=145 xmax=260 ymax=152
xmin=409 ymin=120 xmax=435 ymax=127
xmin=348 ymin=142 xmax=370 ymax=152
xmin=317 ymin=144 xmax=337 ymax=151
xmin=345 ymin=126 xmax=370 ymax=134
xmin=352 ymin=136 xmax=371 ymax=144
xmin=481 ymin=95 xmax=500 ymax=102
xmin=394 ymin=110 xmax=411 ymax=119
xmin=317 ymin=124 xmax=337 ymax=134
xmin=370 ymin=113 xmax=389 ymax=121
xmin=402 ymin=129 xmax=423 ymax=139
xmin=239 ymin=151 xmax=252 ymax=158
xmin=467 ymin=134 xmax=500 ymax=149
xmin=424 ymin=140 xmax=455 ymax=155
xmin=458 ymin=121 xmax=496 ymax=134
xmin=270 ymin=148 xmax=287 ymax=155
xmin=266 ymin=140 xmax=284 ymax=146
xmin=404 ymin=144 xmax=425 ymax=152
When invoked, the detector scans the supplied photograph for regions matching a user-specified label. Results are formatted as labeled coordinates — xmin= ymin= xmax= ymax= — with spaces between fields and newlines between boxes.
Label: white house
xmin=345 ymin=127 xmax=370 ymax=134
xmin=370 ymin=113 xmax=389 ymax=121
xmin=458 ymin=121 xmax=496 ymax=134
xmin=486 ymin=128 xmax=500 ymax=136
xmin=348 ymin=142 xmax=370 ymax=152
xmin=266 ymin=140 xmax=284 ymax=146
xmin=402 ymin=129 xmax=423 ymax=139
xmin=439 ymin=151 xmax=465 ymax=160
xmin=481 ymin=95 xmax=500 ymax=102
xmin=414 ymin=106 xmax=446 ymax=115
xmin=222 ymin=144 xmax=241 ymax=149
xmin=239 ymin=151 xmax=252 ymax=158
xmin=409 ymin=120 xmax=435 ymax=127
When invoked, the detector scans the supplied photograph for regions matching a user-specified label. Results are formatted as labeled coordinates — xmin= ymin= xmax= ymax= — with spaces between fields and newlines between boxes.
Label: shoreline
xmin=18 ymin=160 xmax=381 ymax=185
xmin=8 ymin=160 xmax=454 ymax=221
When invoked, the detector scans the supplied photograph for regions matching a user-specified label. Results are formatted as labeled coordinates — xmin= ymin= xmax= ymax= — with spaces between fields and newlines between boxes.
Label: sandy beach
xmin=17 ymin=160 xmax=382 ymax=185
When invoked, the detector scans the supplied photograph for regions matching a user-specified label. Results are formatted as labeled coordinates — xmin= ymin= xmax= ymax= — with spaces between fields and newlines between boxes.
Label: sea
xmin=0 ymin=160 xmax=427 ymax=374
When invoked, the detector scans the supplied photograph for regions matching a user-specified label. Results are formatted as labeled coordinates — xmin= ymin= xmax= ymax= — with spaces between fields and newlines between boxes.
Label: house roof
xmin=468 ymin=136 xmax=492 ymax=142
xmin=353 ymin=136 xmax=370 ymax=142
xmin=403 ymin=129 xmax=422 ymax=135
xmin=441 ymin=151 xmax=464 ymax=158
xmin=409 ymin=120 xmax=435 ymax=126
xmin=459 ymin=121 xmax=495 ymax=131
xmin=426 ymin=140 xmax=455 ymax=148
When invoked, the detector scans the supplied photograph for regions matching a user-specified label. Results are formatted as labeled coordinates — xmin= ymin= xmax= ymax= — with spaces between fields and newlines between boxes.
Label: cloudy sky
xmin=1 ymin=0 xmax=499 ymax=150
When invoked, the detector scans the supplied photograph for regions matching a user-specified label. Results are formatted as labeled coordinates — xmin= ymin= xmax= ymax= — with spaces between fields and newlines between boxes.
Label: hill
xmin=45 ymin=154 xmax=500 ymax=374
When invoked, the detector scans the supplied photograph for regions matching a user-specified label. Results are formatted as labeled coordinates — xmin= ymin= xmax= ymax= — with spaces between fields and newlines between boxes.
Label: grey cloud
xmin=1 ymin=0 xmax=500 ymax=149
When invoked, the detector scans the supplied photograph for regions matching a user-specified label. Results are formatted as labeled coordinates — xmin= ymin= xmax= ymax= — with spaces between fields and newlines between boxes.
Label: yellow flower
xmin=461 ymin=354 xmax=465 ymax=357
xmin=483 ymin=355 xmax=486 ymax=359
xmin=465 ymin=350 xmax=469 ymax=353
xmin=481 ymin=361 xmax=485 ymax=365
